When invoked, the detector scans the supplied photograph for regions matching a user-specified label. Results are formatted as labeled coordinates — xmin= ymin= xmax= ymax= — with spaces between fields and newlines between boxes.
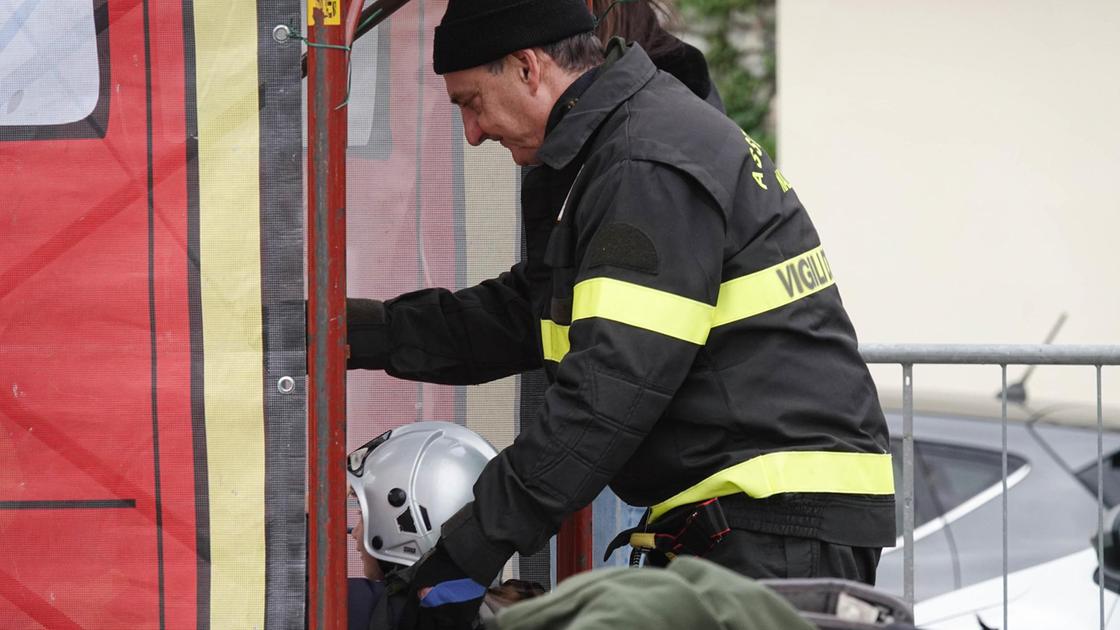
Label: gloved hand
xmin=301 ymin=297 xmax=389 ymax=370
xmin=398 ymin=544 xmax=487 ymax=630
xmin=346 ymin=297 xmax=390 ymax=370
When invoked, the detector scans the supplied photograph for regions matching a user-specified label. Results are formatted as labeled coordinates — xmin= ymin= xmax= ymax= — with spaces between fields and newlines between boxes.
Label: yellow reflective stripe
xmin=573 ymin=277 xmax=714 ymax=345
xmin=541 ymin=319 xmax=570 ymax=363
xmin=630 ymin=533 xmax=657 ymax=550
xmin=649 ymin=451 xmax=895 ymax=523
xmin=712 ymin=245 xmax=834 ymax=327
xmin=541 ymin=247 xmax=835 ymax=362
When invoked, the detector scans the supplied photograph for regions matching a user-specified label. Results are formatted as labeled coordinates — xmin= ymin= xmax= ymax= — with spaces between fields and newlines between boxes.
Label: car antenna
xmin=999 ymin=312 xmax=1067 ymax=405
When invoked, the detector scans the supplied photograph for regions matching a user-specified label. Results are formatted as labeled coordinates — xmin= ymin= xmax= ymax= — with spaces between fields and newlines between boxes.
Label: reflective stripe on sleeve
xmin=541 ymin=319 xmax=570 ymax=363
xmin=648 ymin=450 xmax=895 ymax=523
xmin=713 ymin=245 xmax=834 ymax=327
xmin=540 ymin=246 xmax=837 ymax=362
xmin=573 ymin=277 xmax=714 ymax=345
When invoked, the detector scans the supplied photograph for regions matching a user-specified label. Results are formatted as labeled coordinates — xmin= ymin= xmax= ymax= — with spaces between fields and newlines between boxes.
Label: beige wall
xmin=776 ymin=0 xmax=1119 ymax=412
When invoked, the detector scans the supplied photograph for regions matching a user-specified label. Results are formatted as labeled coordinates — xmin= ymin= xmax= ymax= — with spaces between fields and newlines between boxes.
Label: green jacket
xmin=491 ymin=557 xmax=815 ymax=630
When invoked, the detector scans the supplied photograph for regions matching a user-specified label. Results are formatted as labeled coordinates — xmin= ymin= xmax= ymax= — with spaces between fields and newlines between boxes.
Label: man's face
xmin=349 ymin=488 xmax=383 ymax=581
xmin=444 ymin=54 xmax=551 ymax=166
xmin=351 ymin=508 xmax=366 ymax=550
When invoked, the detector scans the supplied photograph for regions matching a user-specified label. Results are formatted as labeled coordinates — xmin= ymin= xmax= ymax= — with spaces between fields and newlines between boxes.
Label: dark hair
xmin=593 ymin=0 xmax=684 ymax=60
xmin=485 ymin=31 xmax=605 ymax=75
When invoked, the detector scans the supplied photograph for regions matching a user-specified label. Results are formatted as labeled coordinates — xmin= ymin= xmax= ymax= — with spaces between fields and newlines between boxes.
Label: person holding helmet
xmin=345 ymin=422 xmax=543 ymax=630
xmin=346 ymin=0 xmax=895 ymax=627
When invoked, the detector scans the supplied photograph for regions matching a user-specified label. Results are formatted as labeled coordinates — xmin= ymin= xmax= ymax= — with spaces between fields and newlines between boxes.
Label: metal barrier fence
xmin=861 ymin=344 xmax=1120 ymax=629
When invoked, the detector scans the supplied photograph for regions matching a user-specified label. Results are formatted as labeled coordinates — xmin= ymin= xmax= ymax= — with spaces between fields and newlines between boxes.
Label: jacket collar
xmin=654 ymin=41 xmax=714 ymax=103
xmin=535 ymin=41 xmax=658 ymax=171
xmin=545 ymin=66 xmax=600 ymax=137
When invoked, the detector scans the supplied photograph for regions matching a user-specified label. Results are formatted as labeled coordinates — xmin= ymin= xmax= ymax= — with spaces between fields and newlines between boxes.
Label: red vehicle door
xmin=1 ymin=1 xmax=306 ymax=628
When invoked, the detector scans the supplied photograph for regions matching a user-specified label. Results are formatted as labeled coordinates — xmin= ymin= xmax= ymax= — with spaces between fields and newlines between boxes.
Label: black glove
xmin=398 ymin=544 xmax=487 ymax=630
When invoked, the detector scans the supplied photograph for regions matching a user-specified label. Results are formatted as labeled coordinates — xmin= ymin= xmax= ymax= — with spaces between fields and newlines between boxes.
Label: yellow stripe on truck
xmin=194 ymin=0 xmax=266 ymax=626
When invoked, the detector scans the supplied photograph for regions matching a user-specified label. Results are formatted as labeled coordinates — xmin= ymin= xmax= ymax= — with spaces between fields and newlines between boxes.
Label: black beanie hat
xmin=433 ymin=0 xmax=597 ymax=75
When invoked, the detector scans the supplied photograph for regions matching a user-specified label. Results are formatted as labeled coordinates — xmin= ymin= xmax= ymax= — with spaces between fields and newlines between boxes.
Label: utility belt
xmin=604 ymin=497 xmax=732 ymax=567
xmin=603 ymin=492 xmax=879 ymax=567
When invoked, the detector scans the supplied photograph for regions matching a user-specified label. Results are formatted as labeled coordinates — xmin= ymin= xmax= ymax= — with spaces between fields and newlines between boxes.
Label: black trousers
xmin=655 ymin=528 xmax=883 ymax=586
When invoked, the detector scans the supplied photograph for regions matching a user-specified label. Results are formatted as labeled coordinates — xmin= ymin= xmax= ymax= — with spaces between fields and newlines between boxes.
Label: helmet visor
xmin=347 ymin=429 xmax=392 ymax=476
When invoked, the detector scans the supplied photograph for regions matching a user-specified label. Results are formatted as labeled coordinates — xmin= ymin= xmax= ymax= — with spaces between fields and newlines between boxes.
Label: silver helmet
xmin=346 ymin=421 xmax=497 ymax=566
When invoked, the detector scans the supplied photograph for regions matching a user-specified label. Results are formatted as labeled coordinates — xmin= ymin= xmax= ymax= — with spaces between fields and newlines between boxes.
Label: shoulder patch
xmin=586 ymin=223 xmax=659 ymax=275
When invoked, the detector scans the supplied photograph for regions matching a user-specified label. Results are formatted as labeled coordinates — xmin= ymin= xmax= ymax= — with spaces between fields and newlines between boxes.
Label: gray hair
xmin=485 ymin=31 xmax=605 ymax=75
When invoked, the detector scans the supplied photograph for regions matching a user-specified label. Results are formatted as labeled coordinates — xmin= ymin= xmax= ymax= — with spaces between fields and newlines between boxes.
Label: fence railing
xmin=861 ymin=344 xmax=1120 ymax=629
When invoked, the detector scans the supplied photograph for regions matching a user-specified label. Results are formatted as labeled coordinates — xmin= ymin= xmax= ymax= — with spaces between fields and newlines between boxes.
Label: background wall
xmin=776 ymin=0 xmax=1119 ymax=415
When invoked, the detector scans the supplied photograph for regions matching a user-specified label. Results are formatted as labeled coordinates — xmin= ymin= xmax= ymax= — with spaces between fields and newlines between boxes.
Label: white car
xmin=916 ymin=547 xmax=1116 ymax=629
xmin=876 ymin=404 xmax=1120 ymax=629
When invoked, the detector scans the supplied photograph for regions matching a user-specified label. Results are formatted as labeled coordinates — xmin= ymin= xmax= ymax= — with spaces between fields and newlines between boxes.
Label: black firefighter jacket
xmin=347 ymin=43 xmax=895 ymax=586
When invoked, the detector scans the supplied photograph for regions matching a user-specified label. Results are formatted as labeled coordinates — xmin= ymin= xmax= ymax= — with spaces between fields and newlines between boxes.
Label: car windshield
xmin=1075 ymin=448 xmax=1120 ymax=509
xmin=891 ymin=438 xmax=1028 ymax=535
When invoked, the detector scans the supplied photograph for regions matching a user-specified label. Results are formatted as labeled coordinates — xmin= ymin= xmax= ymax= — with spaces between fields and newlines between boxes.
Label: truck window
xmin=1 ymin=0 xmax=108 ymax=138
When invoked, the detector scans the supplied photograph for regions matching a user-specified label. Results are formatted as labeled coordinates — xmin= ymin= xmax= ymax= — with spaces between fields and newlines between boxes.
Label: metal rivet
xmin=277 ymin=376 xmax=295 ymax=393
xmin=272 ymin=24 xmax=292 ymax=44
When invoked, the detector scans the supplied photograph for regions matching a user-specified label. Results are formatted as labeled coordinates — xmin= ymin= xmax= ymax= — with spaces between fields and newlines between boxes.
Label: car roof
xmin=879 ymin=390 xmax=1120 ymax=432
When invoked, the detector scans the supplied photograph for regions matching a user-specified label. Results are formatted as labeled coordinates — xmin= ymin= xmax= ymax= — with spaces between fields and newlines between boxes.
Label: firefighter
xmin=346 ymin=0 xmax=895 ymax=626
